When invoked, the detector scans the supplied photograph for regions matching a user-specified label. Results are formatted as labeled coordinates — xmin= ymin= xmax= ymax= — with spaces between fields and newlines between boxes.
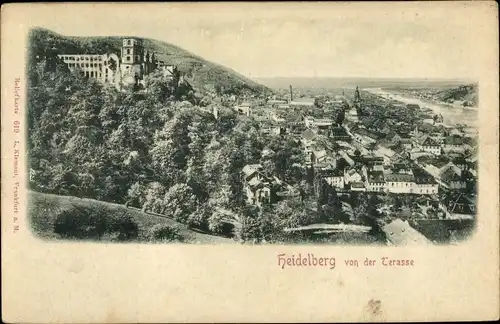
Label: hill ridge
xmin=29 ymin=27 xmax=271 ymax=96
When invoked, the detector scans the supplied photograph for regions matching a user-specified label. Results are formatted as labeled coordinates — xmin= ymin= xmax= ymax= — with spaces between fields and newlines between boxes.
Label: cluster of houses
xmin=236 ymin=86 xmax=477 ymax=223
xmin=298 ymin=125 xmax=441 ymax=195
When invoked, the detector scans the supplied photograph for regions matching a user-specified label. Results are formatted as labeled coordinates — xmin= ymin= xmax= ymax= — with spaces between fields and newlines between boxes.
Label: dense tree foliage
xmin=27 ymin=57 xmax=315 ymax=243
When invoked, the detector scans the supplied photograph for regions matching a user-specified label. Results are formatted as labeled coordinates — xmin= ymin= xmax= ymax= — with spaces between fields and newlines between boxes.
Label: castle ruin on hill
xmin=57 ymin=38 xmax=180 ymax=89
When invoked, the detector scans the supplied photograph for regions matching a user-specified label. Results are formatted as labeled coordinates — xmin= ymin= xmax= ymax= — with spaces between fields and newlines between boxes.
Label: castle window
xmin=127 ymin=49 xmax=131 ymax=54
xmin=127 ymin=40 xmax=131 ymax=45
xmin=127 ymin=56 xmax=131 ymax=61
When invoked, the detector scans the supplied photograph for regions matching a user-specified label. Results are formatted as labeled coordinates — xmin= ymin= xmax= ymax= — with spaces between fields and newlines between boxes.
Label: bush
xmin=53 ymin=205 xmax=139 ymax=241
xmin=54 ymin=207 xmax=107 ymax=239
xmin=147 ymin=224 xmax=184 ymax=242
xmin=107 ymin=212 xmax=139 ymax=241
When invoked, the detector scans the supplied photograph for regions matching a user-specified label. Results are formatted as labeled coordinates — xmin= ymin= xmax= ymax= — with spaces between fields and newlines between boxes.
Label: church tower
xmin=348 ymin=86 xmax=361 ymax=123
xmin=353 ymin=85 xmax=361 ymax=109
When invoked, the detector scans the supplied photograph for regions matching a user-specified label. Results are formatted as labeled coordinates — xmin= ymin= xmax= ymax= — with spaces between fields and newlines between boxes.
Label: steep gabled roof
xmin=444 ymin=135 xmax=464 ymax=146
xmin=412 ymin=166 xmax=437 ymax=184
xmin=440 ymin=167 xmax=462 ymax=182
xmin=313 ymin=150 xmax=328 ymax=160
xmin=242 ymin=164 xmax=263 ymax=178
xmin=321 ymin=168 xmax=344 ymax=178
xmin=302 ymin=129 xmax=317 ymax=141
xmin=415 ymin=134 xmax=439 ymax=146
xmin=384 ymin=173 xmax=414 ymax=183
xmin=347 ymin=168 xmax=361 ymax=177
xmin=367 ymin=171 xmax=385 ymax=183
xmin=350 ymin=182 xmax=365 ymax=189
xmin=448 ymin=193 xmax=475 ymax=215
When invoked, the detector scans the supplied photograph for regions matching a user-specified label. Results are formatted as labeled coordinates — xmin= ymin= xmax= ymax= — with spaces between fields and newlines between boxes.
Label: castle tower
xmin=143 ymin=51 xmax=150 ymax=74
xmin=120 ymin=38 xmax=144 ymax=85
xmin=121 ymin=38 xmax=144 ymax=65
xmin=150 ymin=52 xmax=156 ymax=73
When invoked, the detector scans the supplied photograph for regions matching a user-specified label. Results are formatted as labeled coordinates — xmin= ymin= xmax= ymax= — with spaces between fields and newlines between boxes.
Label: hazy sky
xmin=16 ymin=2 xmax=495 ymax=80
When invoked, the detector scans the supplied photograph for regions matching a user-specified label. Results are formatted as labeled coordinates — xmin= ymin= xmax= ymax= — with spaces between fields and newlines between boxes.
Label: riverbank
xmin=364 ymin=88 xmax=478 ymax=129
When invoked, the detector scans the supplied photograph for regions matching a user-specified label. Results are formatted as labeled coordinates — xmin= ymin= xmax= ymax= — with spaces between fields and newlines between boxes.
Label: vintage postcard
xmin=1 ymin=2 xmax=499 ymax=323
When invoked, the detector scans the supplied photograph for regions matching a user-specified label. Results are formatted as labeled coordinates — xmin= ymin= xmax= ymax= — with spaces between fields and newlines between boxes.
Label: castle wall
xmin=57 ymin=38 xmax=179 ymax=89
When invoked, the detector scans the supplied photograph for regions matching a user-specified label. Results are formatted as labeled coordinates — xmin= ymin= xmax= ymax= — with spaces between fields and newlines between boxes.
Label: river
xmin=365 ymin=88 xmax=478 ymax=130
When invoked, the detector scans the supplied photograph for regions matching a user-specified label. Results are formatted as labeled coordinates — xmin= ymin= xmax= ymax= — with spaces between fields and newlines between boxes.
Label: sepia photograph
xmin=2 ymin=2 xmax=498 ymax=323
xmin=26 ymin=7 xmax=478 ymax=246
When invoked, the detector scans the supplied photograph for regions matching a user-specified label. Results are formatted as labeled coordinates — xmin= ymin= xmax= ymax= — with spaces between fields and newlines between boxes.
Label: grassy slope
xmin=29 ymin=27 xmax=270 ymax=95
xmin=28 ymin=191 xmax=233 ymax=244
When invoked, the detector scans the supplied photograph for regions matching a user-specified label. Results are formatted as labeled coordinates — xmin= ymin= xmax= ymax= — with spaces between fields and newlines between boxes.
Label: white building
xmin=234 ymin=103 xmax=252 ymax=117
xmin=323 ymin=169 xmax=345 ymax=190
xmin=384 ymin=173 xmax=414 ymax=194
xmin=413 ymin=134 xmax=441 ymax=155
xmin=242 ymin=164 xmax=271 ymax=206
xmin=363 ymin=168 xmax=385 ymax=192
xmin=411 ymin=166 xmax=439 ymax=195
xmin=344 ymin=168 xmax=362 ymax=184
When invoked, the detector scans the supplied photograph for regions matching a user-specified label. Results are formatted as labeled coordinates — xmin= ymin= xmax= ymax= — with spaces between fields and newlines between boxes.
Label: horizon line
xmin=251 ymin=76 xmax=477 ymax=81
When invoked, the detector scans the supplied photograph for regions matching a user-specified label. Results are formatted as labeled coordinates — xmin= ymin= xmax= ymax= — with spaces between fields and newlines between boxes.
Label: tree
xmin=274 ymin=200 xmax=314 ymax=229
xmin=188 ymin=204 xmax=212 ymax=229
xmin=127 ymin=182 xmax=146 ymax=208
xmin=208 ymin=209 xmax=230 ymax=235
xmin=144 ymin=71 xmax=175 ymax=103
xmin=163 ymin=183 xmax=197 ymax=223
xmin=150 ymin=113 xmax=193 ymax=185
xmin=235 ymin=215 xmax=261 ymax=243
xmin=335 ymin=108 xmax=345 ymax=126
xmin=352 ymin=202 xmax=368 ymax=225
xmin=143 ymin=182 xmax=167 ymax=213
xmin=258 ymin=207 xmax=284 ymax=243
